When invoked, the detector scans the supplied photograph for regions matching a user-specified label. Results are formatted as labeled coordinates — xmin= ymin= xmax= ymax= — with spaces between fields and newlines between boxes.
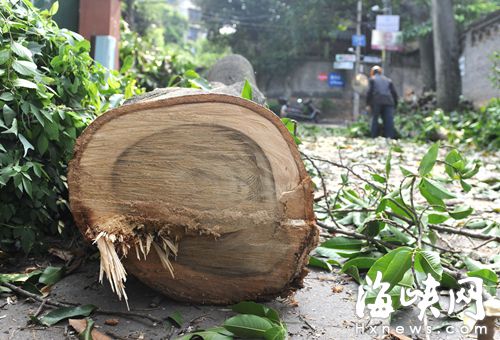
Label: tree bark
xmin=431 ymin=0 xmax=461 ymax=110
xmin=68 ymin=88 xmax=318 ymax=306
xmin=419 ymin=32 xmax=436 ymax=92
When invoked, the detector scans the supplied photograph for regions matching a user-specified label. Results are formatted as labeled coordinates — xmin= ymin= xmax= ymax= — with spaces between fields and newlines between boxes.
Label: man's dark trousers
xmin=370 ymin=104 xmax=396 ymax=139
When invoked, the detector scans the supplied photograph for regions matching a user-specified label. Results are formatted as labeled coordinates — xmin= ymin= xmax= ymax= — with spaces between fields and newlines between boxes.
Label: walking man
xmin=366 ymin=66 xmax=399 ymax=139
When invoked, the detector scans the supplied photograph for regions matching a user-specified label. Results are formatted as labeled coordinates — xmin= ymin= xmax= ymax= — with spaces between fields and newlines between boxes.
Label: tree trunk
xmin=68 ymin=88 xmax=318 ymax=306
xmin=431 ymin=0 xmax=461 ymax=110
xmin=419 ymin=32 xmax=436 ymax=92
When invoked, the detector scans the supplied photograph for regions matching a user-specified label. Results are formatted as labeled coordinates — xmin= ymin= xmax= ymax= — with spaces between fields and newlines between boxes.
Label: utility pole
xmin=352 ymin=0 xmax=362 ymax=120
xmin=382 ymin=0 xmax=392 ymax=72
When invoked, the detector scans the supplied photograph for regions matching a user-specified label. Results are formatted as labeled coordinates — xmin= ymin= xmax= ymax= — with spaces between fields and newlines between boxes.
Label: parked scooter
xmin=278 ymin=97 xmax=321 ymax=123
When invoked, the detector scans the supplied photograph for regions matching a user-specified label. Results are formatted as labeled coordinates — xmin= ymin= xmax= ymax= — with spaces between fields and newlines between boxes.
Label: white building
xmin=168 ymin=0 xmax=206 ymax=41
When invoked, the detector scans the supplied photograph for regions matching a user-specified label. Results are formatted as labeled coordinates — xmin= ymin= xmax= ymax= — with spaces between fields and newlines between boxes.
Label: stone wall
xmin=461 ymin=10 xmax=500 ymax=106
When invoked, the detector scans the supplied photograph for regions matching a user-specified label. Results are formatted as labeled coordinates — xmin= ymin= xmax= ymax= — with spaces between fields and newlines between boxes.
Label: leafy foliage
xmin=307 ymin=143 xmax=498 ymax=309
xmin=349 ymin=99 xmax=500 ymax=151
xmin=195 ymin=0 xmax=360 ymax=79
xmin=177 ymin=302 xmax=286 ymax=340
xmin=0 ymin=0 xmax=139 ymax=252
xmin=119 ymin=20 xmax=230 ymax=92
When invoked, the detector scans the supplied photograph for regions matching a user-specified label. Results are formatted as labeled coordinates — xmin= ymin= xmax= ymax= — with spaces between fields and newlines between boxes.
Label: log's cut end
xmin=68 ymin=92 xmax=318 ymax=305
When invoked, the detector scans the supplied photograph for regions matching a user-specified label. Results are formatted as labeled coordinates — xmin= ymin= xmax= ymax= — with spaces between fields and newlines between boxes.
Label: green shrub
xmin=0 ymin=0 xmax=139 ymax=252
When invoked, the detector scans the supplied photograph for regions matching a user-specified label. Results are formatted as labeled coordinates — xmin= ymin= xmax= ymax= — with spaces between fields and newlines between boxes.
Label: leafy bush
xmin=119 ymin=20 xmax=230 ymax=92
xmin=396 ymin=99 xmax=500 ymax=150
xmin=0 ymin=0 xmax=139 ymax=252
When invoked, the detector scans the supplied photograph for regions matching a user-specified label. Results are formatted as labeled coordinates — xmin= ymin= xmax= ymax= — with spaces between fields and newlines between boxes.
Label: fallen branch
xmin=429 ymin=224 xmax=500 ymax=242
xmin=315 ymin=221 xmax=395 ymax=249
xmin=2 ymin=282 xmax=163 ymax=325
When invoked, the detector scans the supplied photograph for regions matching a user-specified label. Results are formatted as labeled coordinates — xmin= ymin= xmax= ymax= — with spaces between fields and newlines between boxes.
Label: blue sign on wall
xmin=328 ymin=72 xmax=344 ymax=88
xmin=352 ymin=34 xmax=366 ymax=47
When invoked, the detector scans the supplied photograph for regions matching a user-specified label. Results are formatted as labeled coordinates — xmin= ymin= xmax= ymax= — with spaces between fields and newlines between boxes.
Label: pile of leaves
xmin=348 ymin=97 xmax=500 ymax=151
xmin=0 ymin=0 xmax=140 ymax=253
xmin=305 ymin=141 xmax=499 ymax=318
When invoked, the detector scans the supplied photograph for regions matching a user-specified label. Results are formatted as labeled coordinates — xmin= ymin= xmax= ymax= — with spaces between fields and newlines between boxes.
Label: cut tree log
xmin=68 ymin=87 xmax=318 ymax=305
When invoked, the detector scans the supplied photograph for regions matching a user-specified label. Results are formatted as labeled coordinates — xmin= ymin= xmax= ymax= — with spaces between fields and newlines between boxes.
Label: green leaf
xmin=385 ymin=149 xmax=392 ymax=178
xmin=427 ymin=212 xmax=449 ymax=224
xmin=22 ymin=176 xmax=32 ymax=199
xmin=231 ymin=302 xmax=280 ymax=324
xmin=415 ymin=250 xmax=443 ymax=280
xmin=11 ymin=42 xmax=33 ymax=60
xmin=280 ymin=118 xmax=301 ymax=145
xmin=167 ymin=311 xmax=183 ymax=328
xmin=463 ymin=257 xmax=485 ymax=272
xmin=448 ymin=205 xmax=473 ymax=220
xmin=38 ymin=304 xmax=96 ymax=326
xmin=223 ymin=314 xmax=273 ymax=338
xmin=176 ymin=330 xmax=233 ymax=340
xmin=39 ymin=266 xmax=64 ymax=285
xmin=440 ymin=272 xmax=459 ymax=289
xmin=0 ymin=93 xmax=14 ymax=101
xmin=241 ymin=80 xmax=253 ymax=100
xmin=3 ymin=104 xmax=16 ymax=126
xmin=419 ymin=178 xmax=456 ymax=207
xmin=19 ymin=134 xmax=34 ymax=156
xmin=343 ymin=266 xmax=362 ymax=283
xmin=400 ymin=166 xmax=416 ymax=177
xmin=120 ymin=55 xmax=134 ymax=73
xmin=320 ymin=237 xmax=364 ymax=250
xmin=37 ymin=134 xmax=49 ymax=155
xmin=460 ymin=179 xmax=472 ymax=192
xmin=418 ymin=143 xmax=439 ymax=176
xmin=308 ymin=256 xmax=332 ymax=272
xmin=467 ymin=269 xmax=498 ymax=296
xmin=12 ymin=60 xmax=38 ymax=76
xmin=370 ymin=173 xmax=386 ymax=184
xmin=79 ymin=318 xmax=94 ymax=340
xmin=49 ymin=1 xmax=59 ymax=16
xmin=0 ymin=50 xmax=10 ymax=65
xmin=367 ymin=247 xmax=413 ymax=290
xmin=13 ymin=78 xmax=38 ymax=89
xmin=188 ymin=77 xmax=211 ymax=90
xmin=444 ymin=149 xmax=463 ymax=179
xmin=264 ymin=326 xmax=286 ymax=340
xmin=341 ymin=257 xmax=377 ymax=272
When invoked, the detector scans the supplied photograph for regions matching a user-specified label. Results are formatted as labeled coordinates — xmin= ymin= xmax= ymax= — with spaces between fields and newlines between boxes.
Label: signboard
xmin=371 ymin=30 xmax=403 ymax=51
xmin=363 ymin=55 xmax=382 ymax=64
xmin=375 ymin=15 xmax=400 ymax=32
xmin=328 ymin=72 xmax=344 ymax=88
xmin=351 ymin=34 xmax=366 ymax=47
xmin=336 ymin=54 xmax=356 ymax=62
xmin=317 ymin=72 xmax=328 ymax=81
xmin=333 ymin=61 xmax=354 ymax=70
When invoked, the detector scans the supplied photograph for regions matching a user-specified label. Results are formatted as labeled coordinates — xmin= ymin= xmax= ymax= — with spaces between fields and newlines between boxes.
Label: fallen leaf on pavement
xmin=104 ymin=318 xmax=119 ymax=326
xmin=69 ymin=318 xmax=112 ymax=340
xmin=332 ymin=285 xmax=344 ymax=293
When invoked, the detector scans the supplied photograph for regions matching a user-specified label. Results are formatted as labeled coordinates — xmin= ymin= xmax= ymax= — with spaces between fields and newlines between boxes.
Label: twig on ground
xmin=429 ymin=224 xmax=500 ymax=242
xmin=473 ymin=238 xmax=497 ymax=250
xmin=308 ymin=155 xmax=385 ymax=194
xmin=1 ymin=282 xmax=163 ymax=325
xmin=315 ymin=221 xmax=395 ymax=249
xmin=34 ymin=300 xmax=47 ymax=318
